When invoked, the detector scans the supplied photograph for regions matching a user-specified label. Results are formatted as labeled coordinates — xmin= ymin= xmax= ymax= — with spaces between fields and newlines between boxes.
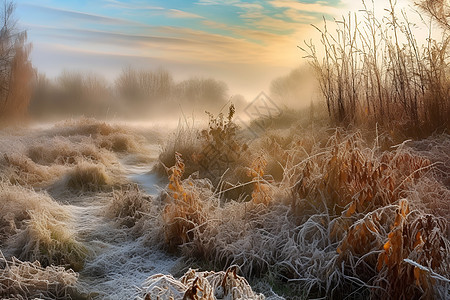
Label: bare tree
xmin=0 ymin=0 xmax=33 ymax=122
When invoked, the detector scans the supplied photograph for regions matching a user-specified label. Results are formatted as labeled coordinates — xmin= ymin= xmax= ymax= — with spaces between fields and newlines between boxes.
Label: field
xmin=0 ymin=113 xmax=448 ymax=299
xmin=0 ymin=0 xmax=449 ymax=299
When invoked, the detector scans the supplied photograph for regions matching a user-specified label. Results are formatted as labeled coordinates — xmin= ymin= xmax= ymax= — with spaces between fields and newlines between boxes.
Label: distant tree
xmin=270 ymin=66 xmax=315 ymax=108
xmin=0 ymin=0 xmax=33 ymax=122
xmin=54 ymin=70 xmax=111 ymax=115
xmin=115 ymin=67 xmax=173 ymax=103
xmin=176 ymin=77 xmax=228 ymax=112
xmin=28 ymin=72 xmax=53 ymax=118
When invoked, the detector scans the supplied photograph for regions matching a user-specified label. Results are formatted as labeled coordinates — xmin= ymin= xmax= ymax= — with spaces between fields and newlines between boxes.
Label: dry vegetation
xmin=0 ymin=183 xmax=87 ymax=271
xmin=137 ymin=266 xmax=265 ymax=299
xmin=156 ymin=105 xmax=254 ymax=200
xmin=301 ymin=0 xmax=449 ymax=137
xmin=151 ymin=127 xmax=449 ymax=299
xmin=108 ymin=184 xmax=152 ymax=228
xmin=0 ymin=253 xmax=79 ymax=300
xmin=0 ymin=0 xmax=448 ymax=299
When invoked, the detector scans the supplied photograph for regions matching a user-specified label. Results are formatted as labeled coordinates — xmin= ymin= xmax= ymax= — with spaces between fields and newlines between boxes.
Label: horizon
xmin=15 ymin=0 xmax=416 ymax=100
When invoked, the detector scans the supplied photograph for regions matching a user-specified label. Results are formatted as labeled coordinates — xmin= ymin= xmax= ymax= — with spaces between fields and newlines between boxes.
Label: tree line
xmin=29 ymin=68 xmax=243 ymax=120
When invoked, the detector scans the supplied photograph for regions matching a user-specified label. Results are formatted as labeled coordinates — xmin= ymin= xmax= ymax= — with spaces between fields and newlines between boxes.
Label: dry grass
xmin=156 ymin=105 xmax=256 ymax=200
xmin=137 ymin=265 xmax=264 ymax=300
xmin=0 ymin=153 xmax=65 ymax=187
xmin=66 ymin=162 xmax=112 ymax=192
xmin=54 ymin=117 xmax=126 ymax=137
xmin=302 ymin=0 xmax=449 ymax=136
xmin=0 ymin=253 xmax=79 ymax=300
xmin=27 ymin=136 xmax=115 ymax=166
xmin=0 ymin=118 xmax=147 ymax=190
xmin=154 ymin=129 xmax=449 ymax=298
xmin=0 ymin=182 xmax=87 ymax=271
xmin=50 ymin=118 xmax=145 ymax=154
xmin=162 ymin=153 xmax=215 ymax=251
xmin=108 ymin=184 xmax=151 ymax=227
xmin=154 ymin=119 xmax=202 ymax=178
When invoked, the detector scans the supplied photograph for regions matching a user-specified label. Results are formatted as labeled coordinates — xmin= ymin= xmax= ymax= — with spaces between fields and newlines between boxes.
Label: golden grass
xmin=55 ymin=117 xmax=125 ymax=137
xmin=66 ymin=162 xmax=111 ymax=192
xmin=27 ymin=136 xmax=115 ymax=166
xmin=0 ymin=182 xmax=87 ymax=271
xmin=0 ymin=153 xmax=65 ymax=187
xmin=52 ymin=118 xmax=145 ymax=154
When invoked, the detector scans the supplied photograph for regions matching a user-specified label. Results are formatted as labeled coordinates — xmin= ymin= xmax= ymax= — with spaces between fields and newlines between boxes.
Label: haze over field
xmin=16 ymin=0 xmax=418 ymax=99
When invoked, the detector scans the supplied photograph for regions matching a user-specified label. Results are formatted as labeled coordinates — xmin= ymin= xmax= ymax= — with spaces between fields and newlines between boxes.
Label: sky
xmin=15 ymin=0 xmax=416 ymax=99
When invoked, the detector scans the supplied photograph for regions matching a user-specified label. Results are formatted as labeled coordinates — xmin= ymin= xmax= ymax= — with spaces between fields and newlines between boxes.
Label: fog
xmin=1 ymin=0 xmax=449 ymax=299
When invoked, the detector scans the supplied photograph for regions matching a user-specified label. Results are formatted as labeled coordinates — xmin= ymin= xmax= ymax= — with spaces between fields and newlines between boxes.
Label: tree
xmin=176 ymin=77 xmax=228 ymax=112
xmin=115 ymin=67 xmax=174 ymax=103
xmin=270 ymin=66 xmax=315 ymax=109
xmin=0 ymin=1 xmax=33 ymax=122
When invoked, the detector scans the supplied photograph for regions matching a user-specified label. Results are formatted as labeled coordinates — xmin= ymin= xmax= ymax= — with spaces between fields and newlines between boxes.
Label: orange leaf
xmin=414 ymin=267 xmax=421 ymax=287
xmin=383 ymin=240 xmax=391 ymax=251
xmin=346 ymin=202 xmax=357 ymax=217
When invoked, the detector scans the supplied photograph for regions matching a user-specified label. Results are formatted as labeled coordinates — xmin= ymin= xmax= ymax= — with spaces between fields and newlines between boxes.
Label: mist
xmin=1 ymin=0 xmax=449 ymax=300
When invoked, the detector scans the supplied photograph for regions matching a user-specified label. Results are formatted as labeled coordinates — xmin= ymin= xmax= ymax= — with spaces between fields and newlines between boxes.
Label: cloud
xmin=31 ymin=26 xmax=197 ymax=48
xmin=166 ymin=9 xmax=204 ymax=19
xmin=283 ymin=8 xmax=319 ymax=22
xmin=195 ymin=0 xmax=242 ymax=5
xmin=102 ymin=0 xmax=164 ymax=10
xmin=103 ymin=1 xmax=205 ymax=19
xmin=21 ymin=3 xmax=138 ymax=26
xmin=269 ymin=0 xmax=342 ymax=16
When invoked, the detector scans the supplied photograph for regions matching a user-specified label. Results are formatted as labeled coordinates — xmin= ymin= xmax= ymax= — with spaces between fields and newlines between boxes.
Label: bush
xmin=154 ymin=129 xmax=449 ymax=298
xmin=108 ymin=184 xmax=151 ymax=227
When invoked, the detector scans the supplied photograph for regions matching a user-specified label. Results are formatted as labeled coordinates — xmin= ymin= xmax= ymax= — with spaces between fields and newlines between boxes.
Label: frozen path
xmin=65 ymin=161 xmax=179 ymax=299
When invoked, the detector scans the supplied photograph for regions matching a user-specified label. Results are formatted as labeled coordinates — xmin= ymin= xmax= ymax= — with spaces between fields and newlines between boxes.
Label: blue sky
xmin=14 ymin=0 xmax=408 ymax=97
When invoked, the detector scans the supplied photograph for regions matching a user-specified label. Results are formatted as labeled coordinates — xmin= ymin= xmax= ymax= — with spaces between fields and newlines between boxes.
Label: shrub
xmin=162 ymin=153 xmax=213 ymax=251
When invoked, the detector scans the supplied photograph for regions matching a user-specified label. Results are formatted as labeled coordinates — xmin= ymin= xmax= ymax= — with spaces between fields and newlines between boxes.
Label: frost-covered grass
xmin=0 ymin=182 xmax=87 ymax=271
xmin=0 ymin=253 xmax=80 ymax=300
xmin=0 ymin=116 xmax=448 ymax=299
xmin=151 ymin=125 xmax=450 ymax=299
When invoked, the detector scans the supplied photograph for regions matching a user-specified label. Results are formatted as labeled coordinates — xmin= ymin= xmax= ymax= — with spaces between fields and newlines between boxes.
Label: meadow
xmin=0 ymin=0 xmax=449 ymax=299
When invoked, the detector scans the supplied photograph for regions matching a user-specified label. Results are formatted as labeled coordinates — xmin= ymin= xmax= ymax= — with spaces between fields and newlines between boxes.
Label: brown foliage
xmin=163 ymin=153 xmax=208 ymax=251
xmin=302 ymin=0 xmax=450 ymax=136
xmin=0 ymin=1 xmax=33 ymax=124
